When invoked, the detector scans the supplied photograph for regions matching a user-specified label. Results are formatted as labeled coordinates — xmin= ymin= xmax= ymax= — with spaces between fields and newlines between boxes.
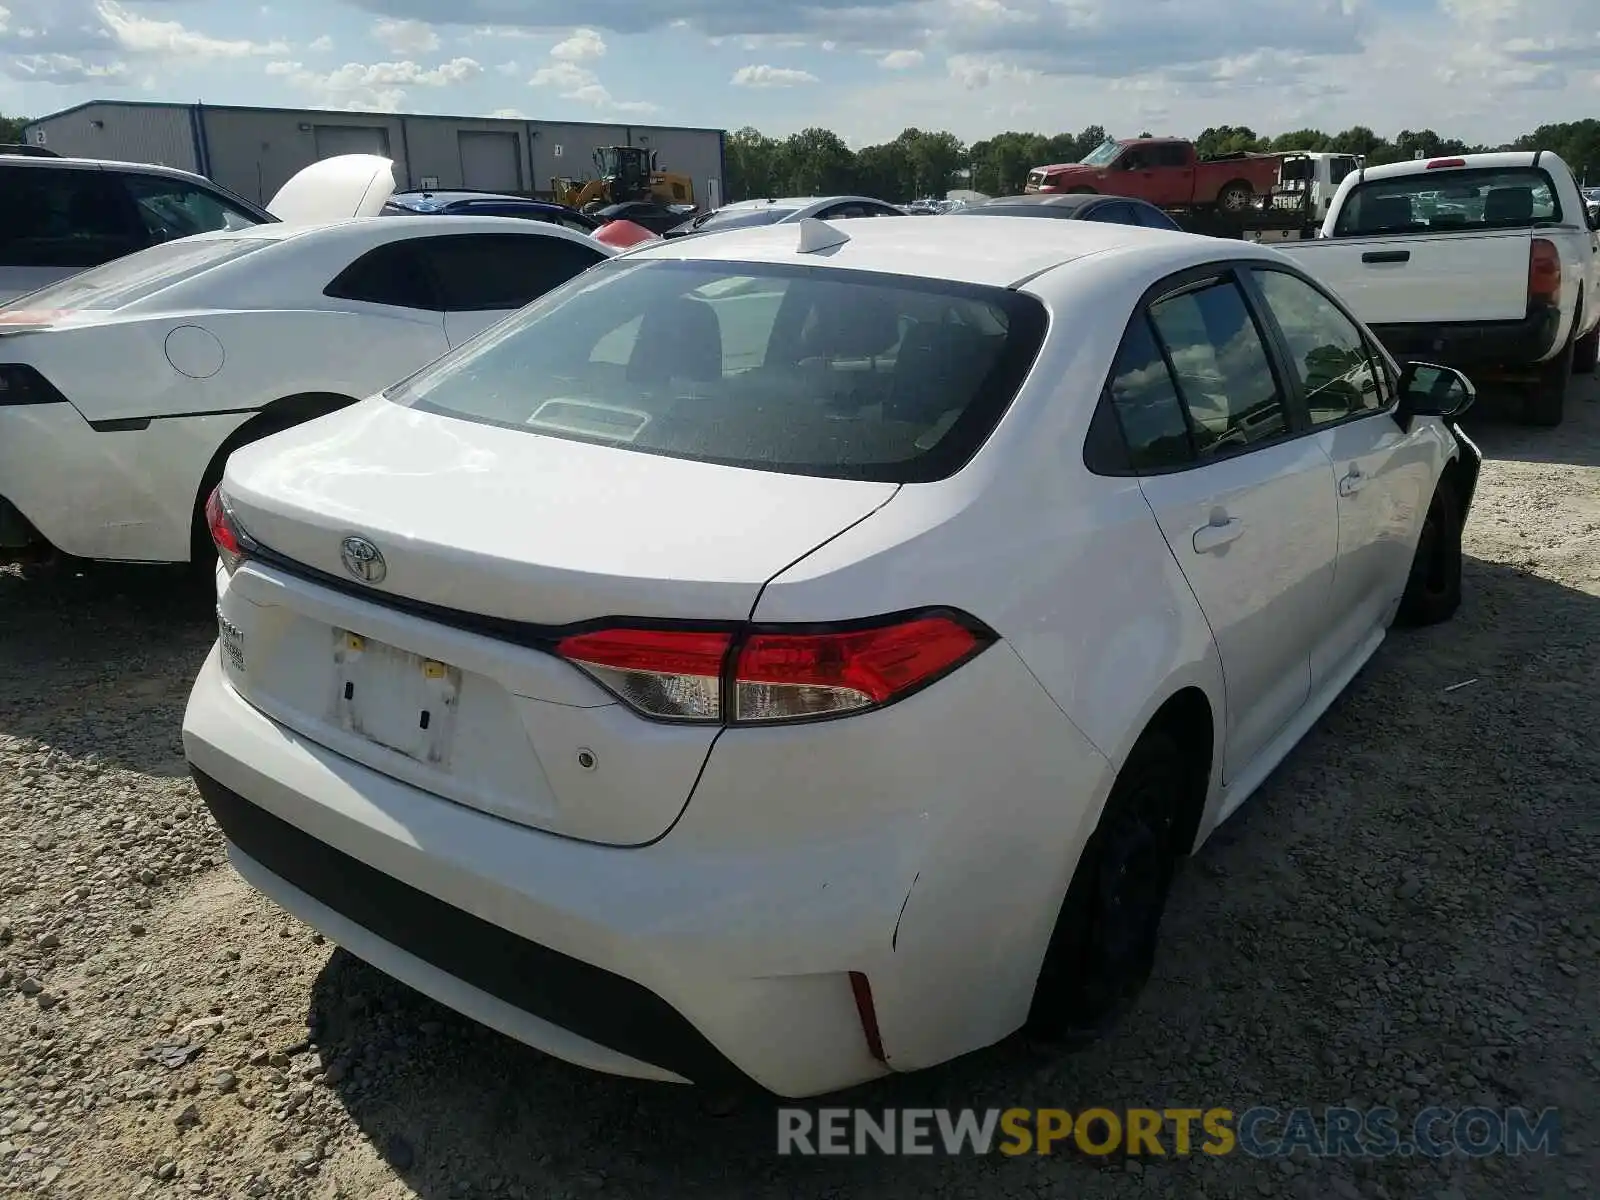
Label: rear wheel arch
xmin=1024 ymin=684 xmax=1214 ymax=1040
xmin=187 ymin=391 xmax=359 ymax=563
xmin=1134 ymin=686 xmax=1215 ymax=853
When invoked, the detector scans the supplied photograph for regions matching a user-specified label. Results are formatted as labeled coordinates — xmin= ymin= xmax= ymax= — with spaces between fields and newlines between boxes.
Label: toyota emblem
xmin=340 ymin=535 xmax=386 ymax=584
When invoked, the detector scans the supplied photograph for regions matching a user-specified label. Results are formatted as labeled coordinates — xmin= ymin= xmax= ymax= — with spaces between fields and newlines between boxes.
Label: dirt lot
xmin=2 ymin=386 xmax=1597 ymax=1200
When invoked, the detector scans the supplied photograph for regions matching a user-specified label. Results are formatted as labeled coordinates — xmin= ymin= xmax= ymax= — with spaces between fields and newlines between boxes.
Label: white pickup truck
xmin=1277 ymin=151 xmax=1600 ymax=425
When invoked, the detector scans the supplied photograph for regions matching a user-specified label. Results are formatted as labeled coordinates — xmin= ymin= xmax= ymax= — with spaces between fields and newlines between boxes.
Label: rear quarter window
xmin=1331 ymin=166 xmax=1562 ymax=236
xmin=387 ymin=258 xmax=1050 ymax=483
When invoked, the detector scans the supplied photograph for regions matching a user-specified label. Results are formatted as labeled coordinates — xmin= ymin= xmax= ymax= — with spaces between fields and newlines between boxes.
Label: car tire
xmin=1026 ymin=727 xmax=1188 ymax=1044
xmin=1216 ymin=182 xmax=1253 ymax=213
xmin=1573 ymin=320 xmax=1598 ymax=375
xmin=1396 ymin=476 xmax=1463 ymax=627
xmin=1523 ymin=339 xmax=1572 ymax=426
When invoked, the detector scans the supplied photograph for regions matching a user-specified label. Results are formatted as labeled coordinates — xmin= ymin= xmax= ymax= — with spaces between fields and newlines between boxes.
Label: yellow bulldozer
xmin=551 ymin=145 xmax=695 ymax=213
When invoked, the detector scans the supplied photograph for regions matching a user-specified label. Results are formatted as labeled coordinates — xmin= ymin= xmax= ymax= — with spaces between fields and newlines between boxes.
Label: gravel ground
xmin=2 ymin=385 xmax=1597 ymax=1200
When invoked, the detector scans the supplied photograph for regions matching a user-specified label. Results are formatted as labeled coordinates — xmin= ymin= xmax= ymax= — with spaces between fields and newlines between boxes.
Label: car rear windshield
xmin=1 ymin=236 xmax=268 ymax=310
xmin=667 ymin=207 xmax=798 ymax=236
xmin=387 ymin=257 xmax=1049 ymax=483
xmin=1330 ymin=166 xmax=1563 ymax=236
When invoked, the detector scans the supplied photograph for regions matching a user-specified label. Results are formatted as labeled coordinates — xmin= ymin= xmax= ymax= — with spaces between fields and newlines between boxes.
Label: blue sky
xmin=1 ymin=0 xmax=1596 ymax=145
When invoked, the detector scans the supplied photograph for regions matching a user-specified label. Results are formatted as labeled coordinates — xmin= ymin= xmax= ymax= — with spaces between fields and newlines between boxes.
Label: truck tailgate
xmin=1276 ymin=229 xmax=1532 ymax=325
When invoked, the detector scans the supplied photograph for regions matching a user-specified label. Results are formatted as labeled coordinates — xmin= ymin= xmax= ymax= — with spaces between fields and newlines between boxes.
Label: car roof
xmin=193 ymin=213 xmax=608 ymax=247
xmin=623 ymin=212 xmax=1245 ymax=289
xmin=0 ymin=154 xmax=221 ymax=184
xmin=1353 ymin=150 xmax=1568 ymax=183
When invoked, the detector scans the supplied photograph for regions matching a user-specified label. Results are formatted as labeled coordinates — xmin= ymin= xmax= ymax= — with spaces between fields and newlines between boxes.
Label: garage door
xmin=314 ymin=125 xmax=391 ymax=160
xmin=459 ymin=131 xmax=521 ymax=191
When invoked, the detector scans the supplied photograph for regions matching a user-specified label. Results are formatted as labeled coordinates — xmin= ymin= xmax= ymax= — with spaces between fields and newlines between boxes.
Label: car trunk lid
xmin=266 ymin=154 xmax=398 ymax=224
xmin=212 ymin=398 xmax=897 ymax=845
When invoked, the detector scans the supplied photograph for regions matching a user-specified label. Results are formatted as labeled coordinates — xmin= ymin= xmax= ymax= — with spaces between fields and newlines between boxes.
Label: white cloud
xmin=307 ymin=34 xmax=333 ymax=53
xmin=525 ymin=28 xmax=658 ymax=114
xmin=371 ymin=17 xmax=438 ymax=55
xmin=945 ymin=54 xmax=1036 ymax=89
xmin=549 ymin=27 xmax=605 ymax=61
xmin=731 ymin=64 xmax=819 ymax=87
xmin=495 ymin=59 xmax=519 ymax=76
xmin=9 ymin=50 xmax=129 ymax=83
xmin=878 ymin=49 xmax=924 ymax=69
xmin=98 ymin=0 xmax=286 ymax=58
xmin=267 ymin=55 xmax=482 ymax=111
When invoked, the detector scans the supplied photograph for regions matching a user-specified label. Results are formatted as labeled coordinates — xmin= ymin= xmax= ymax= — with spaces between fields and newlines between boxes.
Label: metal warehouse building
xmin=22 ymin=100 xmax=726 ymax=210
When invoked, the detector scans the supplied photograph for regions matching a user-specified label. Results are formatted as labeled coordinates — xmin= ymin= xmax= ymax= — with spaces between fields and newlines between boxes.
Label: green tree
xmin=0 ymin=113 xmax=29 ymax=143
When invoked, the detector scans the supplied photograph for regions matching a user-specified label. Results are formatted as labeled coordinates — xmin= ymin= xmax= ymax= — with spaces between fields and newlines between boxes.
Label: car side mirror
xmin=1397 ymin=361 xmax=1475 ymax=424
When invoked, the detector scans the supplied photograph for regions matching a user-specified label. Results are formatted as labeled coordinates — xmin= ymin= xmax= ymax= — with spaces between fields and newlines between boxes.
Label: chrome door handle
xmin=1192 ymin=517 xmax=1244 ymax=553
xmin=1339 ymin=469 xmax=1365 ymax=497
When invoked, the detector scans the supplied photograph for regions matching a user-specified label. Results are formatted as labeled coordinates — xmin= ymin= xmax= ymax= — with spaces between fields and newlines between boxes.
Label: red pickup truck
xmin=1025 ymin=137 xmax=1284 ymax=213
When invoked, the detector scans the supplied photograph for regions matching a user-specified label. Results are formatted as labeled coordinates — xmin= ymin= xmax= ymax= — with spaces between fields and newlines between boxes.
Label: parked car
xmin=1277 ymin=150 xmax=1600 ymax=426
xmin=590 ymin=200 xmax=697 ymax=235
xmin=1025 ymin=137 xmax=1283 ymax=214
xmin=663 ymin=195 xmax=906 ymax=238
xmin=383 ymin=190 xmax=600 ymax=233
xmin=1278 ymin=151 xmax=1363 ymax=223
xmin=962 ymin=192 xmax=1183 ymax=230
xmin=0 ymin=162 xmax=616 ymax=577
xmin=0 ymin=152 xmax=280 ymax=303
xmin=185 ymin=214 xmax=1480 ymax=1099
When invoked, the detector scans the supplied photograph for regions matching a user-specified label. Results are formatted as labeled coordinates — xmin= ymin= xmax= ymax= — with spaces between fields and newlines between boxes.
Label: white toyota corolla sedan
xmin=0 ymin=156 xmax=614 ymax=576
xmin=182 ymin=213 xmax=1480 ymax=1099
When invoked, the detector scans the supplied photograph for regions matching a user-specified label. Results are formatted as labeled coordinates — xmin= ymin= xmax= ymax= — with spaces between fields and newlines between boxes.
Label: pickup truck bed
xmin=1274 ymin=150 xmax=1600 ymax=427
xmin=1277 ymin=227 xmax=1554 ymax=365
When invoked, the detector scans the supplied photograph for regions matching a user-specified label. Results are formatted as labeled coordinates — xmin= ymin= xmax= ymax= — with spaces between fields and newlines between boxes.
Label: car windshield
xmin=1080 ymin=139 xmax=1122 ymax=167
xmin=0 ymin=236 xmax=269 ymax=311
xmin=1331 ymin=166 xmax=1562 ymax=236
xmin=387 ymin=257 xmax=1049 ymax=483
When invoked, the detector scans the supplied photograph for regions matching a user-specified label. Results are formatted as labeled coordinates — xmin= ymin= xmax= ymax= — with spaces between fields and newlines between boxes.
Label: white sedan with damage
xmin=184 ymin=213 xmax=1481 ymax=1099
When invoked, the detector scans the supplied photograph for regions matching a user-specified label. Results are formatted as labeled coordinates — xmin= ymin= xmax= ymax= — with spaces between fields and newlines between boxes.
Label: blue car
xmin=382 ymin=190 xmax=601 ymax=233
xmin=959 ymin=193 xmax=1183 ymax=231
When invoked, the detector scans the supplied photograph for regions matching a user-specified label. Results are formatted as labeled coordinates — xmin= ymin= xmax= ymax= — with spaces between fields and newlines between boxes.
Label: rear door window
xmin=1331 ymin=166 xmax=1561 ymax=236
xmin=387 ymin=258 xmax=1049 ymax=483
xmin=1147 ymin=277 xmax=1290 ymax=457
xmin=0 ymin=166 xmax=144 ymax=269
xmin=422 ymin=233 xmax=606 ymax=311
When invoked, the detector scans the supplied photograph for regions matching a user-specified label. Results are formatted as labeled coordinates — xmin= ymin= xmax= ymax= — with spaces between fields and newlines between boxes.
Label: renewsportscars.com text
xmin=776 ymin=1106 xmax=1562 ymax=1159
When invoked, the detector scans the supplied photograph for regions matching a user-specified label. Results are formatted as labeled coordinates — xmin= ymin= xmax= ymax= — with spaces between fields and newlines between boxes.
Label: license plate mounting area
xmin=331 ymin=630 xmax=461 ymax=766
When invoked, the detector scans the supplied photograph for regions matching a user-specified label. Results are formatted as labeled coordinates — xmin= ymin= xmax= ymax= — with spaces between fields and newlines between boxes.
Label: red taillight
xmin=554 ymin=611 xmax=991 ymax=725
xmin=1425 ymin=157 xmax=1466 ymax=170
xmin=205 ymin=486 xmax=249 ymax=574
xmin=554 ymin=627 xmax=731 ymax=721
xmin=734 ymin=616 xmax=984 ymax=722
xmin=1529 ymin=237 xmax=1561 ymax=306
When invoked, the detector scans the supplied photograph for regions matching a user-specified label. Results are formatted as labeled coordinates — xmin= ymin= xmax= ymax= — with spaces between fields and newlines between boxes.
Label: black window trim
xmin=1085 ymin=258 xmax=1403 ymax=479
xmin=1237 ymin=263 xmax=1401 ymax=435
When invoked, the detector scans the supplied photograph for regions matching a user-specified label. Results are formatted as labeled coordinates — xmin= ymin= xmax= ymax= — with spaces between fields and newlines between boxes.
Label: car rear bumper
xmin=1368 ymin=304 xmax=1562 ymax=371
xmin=183 ymin=625 xmax=1111 ymax=1097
